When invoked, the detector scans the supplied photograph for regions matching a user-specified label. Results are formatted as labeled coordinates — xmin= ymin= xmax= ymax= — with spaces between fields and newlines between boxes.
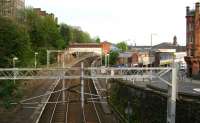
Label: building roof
xmin=118 ymin=52 xmax=134 ymax=58
xmin=69 ymin=43 xmax=101 ymax=48
xmin=130 ymin=46 xmax=151 ymax=49
xmin=130 ymin=46 xmax=151 ymax=52
xmin=152 ymin=42 xmax=185 ymax=52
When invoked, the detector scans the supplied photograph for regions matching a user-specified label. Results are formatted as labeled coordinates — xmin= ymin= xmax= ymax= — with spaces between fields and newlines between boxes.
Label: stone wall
xmin=110 ymin=81 xmax=200 ymax=123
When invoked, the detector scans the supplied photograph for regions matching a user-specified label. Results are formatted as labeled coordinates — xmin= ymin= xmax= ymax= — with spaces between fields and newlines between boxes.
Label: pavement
xmin=148 ymin=81 xmax=200 ymax=97
xmin=124 ymin=70 xmax=200 ymax=98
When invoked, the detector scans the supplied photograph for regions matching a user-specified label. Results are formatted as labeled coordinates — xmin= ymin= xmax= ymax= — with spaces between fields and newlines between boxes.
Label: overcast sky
xmin=26 ymin=0 xmax=198 ymax=46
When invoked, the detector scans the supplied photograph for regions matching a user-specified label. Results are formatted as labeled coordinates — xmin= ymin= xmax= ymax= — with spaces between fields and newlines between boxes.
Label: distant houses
xmin=116 ymin=37 xmax=186 ymax=68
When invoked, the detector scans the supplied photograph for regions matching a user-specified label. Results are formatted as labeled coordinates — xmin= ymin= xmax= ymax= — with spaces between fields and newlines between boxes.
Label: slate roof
xmin=152 ymin=42 xmax=186 ymax=52
xmin=118 ymin=52 xmax=133 ymax=58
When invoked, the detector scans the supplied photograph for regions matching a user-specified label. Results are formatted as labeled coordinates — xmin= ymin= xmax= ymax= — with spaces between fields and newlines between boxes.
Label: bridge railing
xmin=0 ymin=67 xmax=172 ymax=81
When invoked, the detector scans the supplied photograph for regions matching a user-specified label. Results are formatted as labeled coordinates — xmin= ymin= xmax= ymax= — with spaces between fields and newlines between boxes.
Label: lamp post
xmin=150 ymin=33 xmax=157 ymax=82
xmin=13 ymin=57 xmax=18 ymax=68
xmin=105 ymin=53 xmax=107 ymax=67
xmin=34 ymin=52 xmax=38 ymax=68
xmin=13 ymin=57 xmax=18 ymax=84
xmin=107 ymin=54 xmax=110 ymax=67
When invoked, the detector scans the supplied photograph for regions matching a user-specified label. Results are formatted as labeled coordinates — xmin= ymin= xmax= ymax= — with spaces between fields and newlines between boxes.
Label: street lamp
xmin=34 ymin=52 xmax=38 ymax=68
xmin=150 ymin=33 xmax=157 ymax=82
xmin=107 ymin=54 xmax=110 ymax=67
xmin=13 ymin=57 xmax=18 ymax=85
xmin=13 ymin=57 xmax=18 ymax=68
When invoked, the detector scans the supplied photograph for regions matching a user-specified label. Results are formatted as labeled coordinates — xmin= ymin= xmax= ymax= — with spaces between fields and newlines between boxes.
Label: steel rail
xmin=49 ymin=89 xmax=62 ymax=123
xmin=71 ymin=90 xmax=101 ymax=97
xmin=11 ymin=100 xmax=79 ymax=105
xmin=19 ymin=84 xmax=80 ymax=103
xmin=35 ymin=78 xmax=61 ymax=123
xmin=65 ymin=79 xmax=71 ymax=123
xmin=87 ymin=80 xmax=102 ymax=123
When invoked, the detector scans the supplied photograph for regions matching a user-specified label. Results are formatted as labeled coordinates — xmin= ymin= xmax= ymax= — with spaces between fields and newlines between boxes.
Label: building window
xmin=189 ymin=23 xmax=193 ymax=31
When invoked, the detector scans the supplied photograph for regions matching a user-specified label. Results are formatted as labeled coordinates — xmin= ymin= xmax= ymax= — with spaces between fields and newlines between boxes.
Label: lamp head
xmin=13 ymin=57 xmax=18 ymax=60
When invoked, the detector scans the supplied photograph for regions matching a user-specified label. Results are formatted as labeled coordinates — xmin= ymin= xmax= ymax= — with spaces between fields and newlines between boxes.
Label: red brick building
xmin=33 ymin=8 xmax=58 ymax=24
xmin=185 ymin=2 xmax=200 ymax=76
xmin=100 ymin=41 xmax=112 ymax=54
xmin=117 ymin=52 xmax=138 ymax=66
xmin=117 ymin=51 xmax=154 ymax=67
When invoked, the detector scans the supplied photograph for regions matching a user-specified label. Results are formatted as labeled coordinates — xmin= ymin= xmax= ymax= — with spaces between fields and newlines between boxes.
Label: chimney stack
xmin=186 ymin=6 xmax=190 ymax=15
xmin=195 ymin=2 xmax=200 ymax=12
xmin=173 ymin=36 xmax=177 ymax=46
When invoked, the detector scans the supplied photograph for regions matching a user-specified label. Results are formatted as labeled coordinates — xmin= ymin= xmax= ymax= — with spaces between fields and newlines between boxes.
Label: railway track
xmin=65 ymin=63 xmax=103 ymax=123
xmin=37 ymin=79 xmax=64 ymax=123
xmin=37 ymin=60 xmax=115 ymax=123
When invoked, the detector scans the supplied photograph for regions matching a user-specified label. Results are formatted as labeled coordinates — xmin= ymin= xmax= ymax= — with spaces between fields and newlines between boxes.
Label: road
xmin=124 ymin=69 xmax=200 ymax=98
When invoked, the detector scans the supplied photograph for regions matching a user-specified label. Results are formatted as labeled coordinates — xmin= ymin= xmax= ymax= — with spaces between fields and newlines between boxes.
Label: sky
xmin=26 ymin=0 xmax=199 ymax=46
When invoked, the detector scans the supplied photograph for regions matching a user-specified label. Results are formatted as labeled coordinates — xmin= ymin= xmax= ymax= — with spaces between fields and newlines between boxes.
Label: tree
xmin=117 ymin=41 xmax=128 ymax=52
xmin=0 ymin=17 xmax=32 ymax=67
xmin=42 ymin=16 xmax=65 ymax=49
xmin=24 ymin=8 xmax=65 ymax=65
xmin=0 ymin=17 xmax=32 ymax=108
xmin=95 ymin=37 xmax=101 ymax=43
xmin=24 ymin=8 xmax=46 ymax=49
xmin=109 ymin=50 xmax=119 ymax=65
xmin=60 ymin=23 xmax=95 ymax=44
xmin=69 ymin=26 xmax=93 ymax=43
xmin=60 ymin=24 xmax=73 ymax=46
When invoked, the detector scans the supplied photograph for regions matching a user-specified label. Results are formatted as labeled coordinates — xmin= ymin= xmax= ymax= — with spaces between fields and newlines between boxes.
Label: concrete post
xmin=47 ymin=50 xmax=50 ymax=68
xmin=81 ymin=62 xmax=84 ymax=113
xmin=14 ymin=68 xmax=16 ymax=85
xmin=13 ymin=57 xmax=18 ymax=85
xmin=62 ymin=52 xmax=66 ymax=104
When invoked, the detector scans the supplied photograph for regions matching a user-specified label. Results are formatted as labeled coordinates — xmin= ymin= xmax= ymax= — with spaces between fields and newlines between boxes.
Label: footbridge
xmin=47 ymin=43 xmax=103 ymax=67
